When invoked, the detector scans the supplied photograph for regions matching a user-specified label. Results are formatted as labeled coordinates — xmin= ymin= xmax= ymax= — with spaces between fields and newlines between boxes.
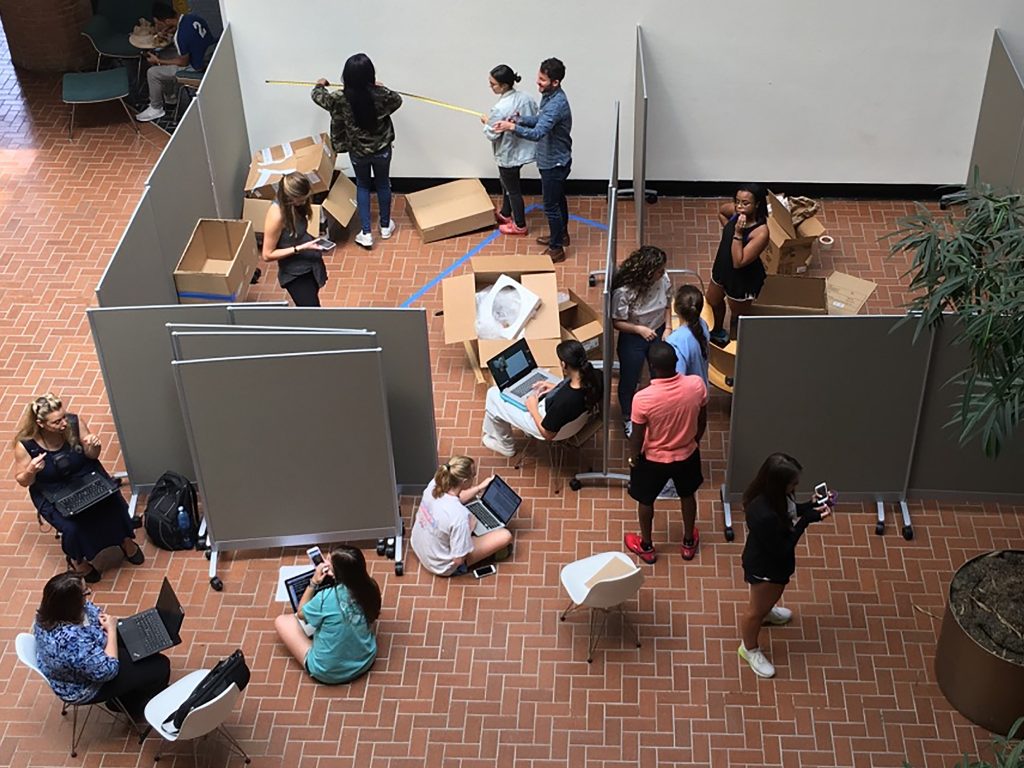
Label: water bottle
xmin=176 ymin=505 xmax=193 ymax=549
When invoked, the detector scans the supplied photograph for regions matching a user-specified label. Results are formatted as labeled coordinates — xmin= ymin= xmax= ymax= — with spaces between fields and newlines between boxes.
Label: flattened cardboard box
xmin=406 ymin=179 xmax=495 ymax=243
xmin=441 ymin=254 xmax=561 ymax=369
xmin=748 ymin=274 xmax=827 ymax=316
xmin=174 ymin=219 xmax=259 ymax=304
xmin=245 ymin=133 xmax=337 ymax=200
xmin=825 ymin=271 xmax=876 ymax=315
xmin=763 ymin=191 xmax=827 ymax=275
xmin=559 ymin=290 xmax=603 ymax=354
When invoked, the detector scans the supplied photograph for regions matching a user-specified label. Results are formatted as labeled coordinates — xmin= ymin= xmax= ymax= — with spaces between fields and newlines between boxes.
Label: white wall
xmin=223 ymin=0 xmax=1023 ymax=185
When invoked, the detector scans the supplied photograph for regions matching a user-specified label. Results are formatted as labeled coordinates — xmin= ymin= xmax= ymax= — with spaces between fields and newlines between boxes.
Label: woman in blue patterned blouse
xmin=33 ymin=572 xmax=170 ymax=716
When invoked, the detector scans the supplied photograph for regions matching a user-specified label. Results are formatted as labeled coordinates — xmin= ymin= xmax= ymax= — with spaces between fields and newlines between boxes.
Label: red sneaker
xmin=495 ymin=210 xmax=512 ymax=225
xmin=499 ymin=221 xmax=528 ymax=236
xmin=624 ymin=533 xmax=657 ymax=564
xmin=680 ymin=527 xmax=700 ymax=561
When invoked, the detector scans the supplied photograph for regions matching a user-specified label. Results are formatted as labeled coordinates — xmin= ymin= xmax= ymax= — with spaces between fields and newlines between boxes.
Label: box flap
xmin=471 ymin=254 xmax=555 ymax=281
xmin=767 ymin=191 xmax=797 ymax=239
xmin=441 ymin=273 xmax=478 ymax=343
xmin=795 ymin=215 xmax=826 ymax=238
xmin=321 ymin=174 xmax=357 ymax=227
xmin=751 ymin=275 xmax=827 ymax=315
xmin=478 ymin=337 xmax=561 ymax=370
xmin=520 ymin=272 xmax=561 ymax=339
xmin=825 ymin=271 xmax=877 ymax=315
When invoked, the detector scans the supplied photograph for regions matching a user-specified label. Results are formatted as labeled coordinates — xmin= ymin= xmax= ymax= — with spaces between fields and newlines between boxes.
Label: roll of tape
xmin=818 ymin=235 xmax=835 ymax=251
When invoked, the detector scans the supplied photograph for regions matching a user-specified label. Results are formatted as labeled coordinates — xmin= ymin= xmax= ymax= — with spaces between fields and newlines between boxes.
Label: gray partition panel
xmin=173 ymin=350 xmax=400 ymax=549
xmin=197 ymin=26 xmax=250 ymax=219
xmin=725 ymin=316 xmax=932 ymax=502
xmin=146 ymin=102 xmax=218 ymax=271
xmin=96 ymin=188 xmax=178 ymax=307
xmin=907 ymin=319 xmax=1024 ymax=499
xmin=226 ymin=306 xmax=437 ymax=489
xmin=633 ymin=25 xmax=648 ymax=247
xmin=88 ymin=303 xmax=285 ymax=490
xmin=968 ymin=30 xmax=1024 ymax=188
xmin=170 ymin=330 xmax=376 ymax=361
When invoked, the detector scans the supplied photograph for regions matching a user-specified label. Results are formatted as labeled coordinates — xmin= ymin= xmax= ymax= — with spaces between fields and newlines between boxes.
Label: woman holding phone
xmin=261 ymin=171 xmax=329 ymax=307
xmin=273 ymin=545 xmax=381 ymax=684
xmin=737 ymin=453 xmax=832 ymax=679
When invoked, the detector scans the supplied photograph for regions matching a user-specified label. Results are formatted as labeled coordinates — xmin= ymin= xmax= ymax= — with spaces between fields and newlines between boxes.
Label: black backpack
xmin=144 ymin=471 xmax=199 ymax=551
xmin=164 ymin=650 xmax=250 ymax=732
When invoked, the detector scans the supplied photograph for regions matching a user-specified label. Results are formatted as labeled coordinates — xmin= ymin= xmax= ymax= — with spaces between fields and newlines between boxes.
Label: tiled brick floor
xmin=2 ymin=24 xmax=1023 ymax=768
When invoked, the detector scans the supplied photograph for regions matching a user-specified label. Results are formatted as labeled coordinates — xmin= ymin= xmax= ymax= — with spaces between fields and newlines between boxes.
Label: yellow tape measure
xmin=265 ymin=80 xmax=485 ymax=119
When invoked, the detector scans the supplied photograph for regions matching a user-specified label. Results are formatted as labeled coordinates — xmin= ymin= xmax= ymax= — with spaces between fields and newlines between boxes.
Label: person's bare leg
xmin=274 ymin=614 xmax=314 ymax=668
xmin=637 ymin=502 xmax=655 ymax=546
xmin=706 ymin=281 xmax=727 ymax=334
xmin=727 ymin=297 xmax=753 ymax=340
xmin=466 ymin=527 xmax=513 ymax=566
xmin=741 ymin=582 xmax=786 ymax=650
xmin=680 ymin=495 xmax=697 ymax=544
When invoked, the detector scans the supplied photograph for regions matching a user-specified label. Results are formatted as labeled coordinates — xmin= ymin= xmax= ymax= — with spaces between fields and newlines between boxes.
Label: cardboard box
xmin=406 ymin=179 xmax=495 ymax=243
xmin=244 ymin=133 xmax=337 ymax=200
xmin=174 ymin=219 xmax=259 ymax=304
xmin=441 ymin=254 xmax=561 ymax=369
xmin=320 ymin=173 xmax=357 ymax=228
xmin=241 ymin=198 xmax=320 ymax=236
xmin=749 ymin=274 xmax=828 ymax=316
xmin=559 ymin=290 xmax=604 ymax=354
xmin=825 ymin=271 xmax=877 ymax=315
xmin=763 ymin=191 xmax=827 ymax=275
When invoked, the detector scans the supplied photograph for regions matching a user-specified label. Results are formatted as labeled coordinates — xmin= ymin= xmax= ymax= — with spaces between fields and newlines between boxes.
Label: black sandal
xmin=67 ymin=557 xmax=101 ymax=583
xmin=122 ymin=543 xmax=145 ymax=566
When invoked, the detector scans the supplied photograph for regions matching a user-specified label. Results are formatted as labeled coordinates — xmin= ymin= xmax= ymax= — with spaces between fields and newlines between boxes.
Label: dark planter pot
xmin=935 ymin=550 xmax=1024 ymax=734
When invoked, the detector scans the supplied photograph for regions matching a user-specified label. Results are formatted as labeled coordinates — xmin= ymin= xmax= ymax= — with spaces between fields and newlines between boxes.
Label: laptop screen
xmin=480 ymin=475 xmax=522 ymax=524
xmin=285 ymin=569 xmax=316 ymax=612
xmin=487 ymin=339 xmax=537 ymax=389
xmin=155 ymin=577 xmax=185 ymax=637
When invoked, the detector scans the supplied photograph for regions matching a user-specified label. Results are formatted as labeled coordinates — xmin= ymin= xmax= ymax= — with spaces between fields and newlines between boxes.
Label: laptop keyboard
xmin=507 ymin=371 xmax=549 ymax=399
xmin=134 ymin=611 xmax=168 ymax=655
xmin=56 ymin=481 xmax=113 ymax=517
xmin=468 ymin=501 xmax=501 ymax=529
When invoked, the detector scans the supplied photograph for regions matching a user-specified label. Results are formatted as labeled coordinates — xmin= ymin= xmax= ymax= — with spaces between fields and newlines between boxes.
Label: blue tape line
xmin=568 ymin=213 xmax=608 ymax=231
xmin=177 ymin=290 xmax=239 ymax=301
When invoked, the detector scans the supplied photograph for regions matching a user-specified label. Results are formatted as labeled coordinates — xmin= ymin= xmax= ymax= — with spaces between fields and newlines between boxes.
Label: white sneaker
xmin=738 ymin=644 xmax=776 ymax=678
xmin=135 ymin=106 xmax=165 ymax=122
xmin=380 ymin=220 xmax=396 ymax=239
xmin=482 ymin=434 xmax=515 ymax=458
xmin=354 ymin=230 xmax=374 ymax=248
xmin=765 ymin=606 xmax=793 ymax=625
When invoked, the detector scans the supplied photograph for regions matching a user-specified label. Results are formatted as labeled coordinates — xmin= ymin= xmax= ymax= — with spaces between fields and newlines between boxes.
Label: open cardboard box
xmin=748 ymin=274 xmax=828 ymax=316
xmin=174 ymin=219 xmax=259 ymax=303
xmin=406 ymin=179 xmax=495 ymax=243
xmin=763 ymin=191 xmax=827 ymax=275
xmin=240 ymin=174 xmax=358 ymax=236
xmin=244 ymin=133 xmax=338 ymax=200
xmin=442 ymin=254 xmax=561 ymax=375
xmin=559 ymin=289 xmax=603 ymax=354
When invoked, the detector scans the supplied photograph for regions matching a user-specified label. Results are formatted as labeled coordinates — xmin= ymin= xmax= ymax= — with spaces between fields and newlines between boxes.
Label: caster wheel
xmin=587 ymin=658 xmax=593 ymax=664
xmin=71 ymin=752 xmax=77 ymax=758
xmin=210 ymin=577 xmax=223 ymax=591
xmin=385 ymin=545 xmax=395 ymax=559
xmin=569 ymin=478 xmax=582 ymax=492
xmin=902 ymin=526 xmax=914 ymax=541
xmin=395 ymin=563 xmax=404 ymax=576
xmin=875 ymin=522 xmax=885 ymax=536
xmin=645 ymin=193 xmax=658 ymax=204
xmin=724 ymin=527 xmax=735 ymax=542
xmin=376 ymin=538 xmax=386 ymax=556
xmin=204 ymin=549 xmax=212 ymax=560
xmin=588 ymin=274 xmax=596 ymax=288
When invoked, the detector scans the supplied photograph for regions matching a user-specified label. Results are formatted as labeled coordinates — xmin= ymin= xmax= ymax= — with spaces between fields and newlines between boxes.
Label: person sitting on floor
xmin=482 ymin=339 xmax=602 ymax=458
xmin=135 ymin=2 xmax=215 ymax=123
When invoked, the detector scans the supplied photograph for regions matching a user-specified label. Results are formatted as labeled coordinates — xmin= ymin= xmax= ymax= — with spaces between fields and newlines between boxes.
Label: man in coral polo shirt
xmin=624 ymin=341 xmax=708 ymax=564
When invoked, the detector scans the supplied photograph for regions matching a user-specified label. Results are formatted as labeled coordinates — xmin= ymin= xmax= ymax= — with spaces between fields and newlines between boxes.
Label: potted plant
xmin=903 ymin=715 xmax=1024 ymax=767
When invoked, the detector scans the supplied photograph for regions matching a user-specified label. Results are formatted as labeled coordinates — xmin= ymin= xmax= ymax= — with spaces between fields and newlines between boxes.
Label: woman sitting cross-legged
xmin=274 ymin=545 xmax=381 ymax=685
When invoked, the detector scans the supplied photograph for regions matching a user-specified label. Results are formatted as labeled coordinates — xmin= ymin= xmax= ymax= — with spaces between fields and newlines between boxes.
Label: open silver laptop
xmin=465 ymin=475 xmax=522 ymax=537
xmin=486 ymin=339 xmax=560 ymax=412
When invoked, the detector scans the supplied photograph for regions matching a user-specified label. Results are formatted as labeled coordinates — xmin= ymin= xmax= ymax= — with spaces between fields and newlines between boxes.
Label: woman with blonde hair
xmin=262 ymin=171 xmax=330 ymax=307
xmin=410 ymin=456 xmax=513 ymax=576
xmin=11 ymin=394 xmax=142 ymax=583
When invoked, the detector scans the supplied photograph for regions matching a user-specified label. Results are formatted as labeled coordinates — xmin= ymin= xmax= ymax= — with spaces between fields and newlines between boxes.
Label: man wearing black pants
xmin=493 ymin=58 xmax=573 ymax=263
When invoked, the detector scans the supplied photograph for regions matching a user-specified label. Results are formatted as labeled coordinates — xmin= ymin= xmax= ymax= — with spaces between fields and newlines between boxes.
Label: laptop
xmin=117 ymin=578 xmax=185 ymax=661
xmin=283 ymin=569 xmax=317 ymax=637
xmin=465 ymin=475 xmax=522 ymax=537
xmin=45 ymin=472 xmax=120 ymax=518
xmin=486 ymin=339 xmax=560 ymax=412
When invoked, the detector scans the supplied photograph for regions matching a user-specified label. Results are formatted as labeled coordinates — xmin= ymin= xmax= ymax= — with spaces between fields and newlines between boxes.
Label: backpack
xmin=144 ymin=471 xmax=199 ymax=551
xmin=164 ymin=649 xmax=250 ymax=732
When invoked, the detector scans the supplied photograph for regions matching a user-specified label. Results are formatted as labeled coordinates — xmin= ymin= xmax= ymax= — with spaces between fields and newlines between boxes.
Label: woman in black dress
xmin=12 ymin=393 xmax=143 ymax=583
xmin=706 ymin=183 xmax=770 ymax=346
xmin=737 ymin=453 xmax=832 ymax=679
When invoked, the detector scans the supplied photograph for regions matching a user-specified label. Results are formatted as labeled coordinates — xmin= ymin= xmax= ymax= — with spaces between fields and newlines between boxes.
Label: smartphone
xmin=306 ymin=546 xmax=324 ymax=566
xmin=473 ymin=564 xmax=497 ymax=579
xmin=314 ymin=237 xmax=336 ymax=251
xmin=814 ymin=482 xmax=828 ymax=500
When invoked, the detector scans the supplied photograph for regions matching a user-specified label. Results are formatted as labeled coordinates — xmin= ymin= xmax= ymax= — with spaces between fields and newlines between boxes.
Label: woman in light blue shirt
xmin=666 ymin=284 xmax=710 ymax=385
xmin=482 ymin=64 xmax=537 ymax=235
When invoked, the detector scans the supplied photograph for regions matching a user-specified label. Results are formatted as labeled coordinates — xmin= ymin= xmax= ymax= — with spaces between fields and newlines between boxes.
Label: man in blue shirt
xmin=493 ymin=58 xmax=572 ymax=263
xmin=136 ymin=2 xmax=215 ymax=122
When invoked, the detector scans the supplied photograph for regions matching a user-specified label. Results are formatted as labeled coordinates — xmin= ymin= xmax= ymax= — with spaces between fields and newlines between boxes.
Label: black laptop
xmin=117 ymin=578 xmax=185 ymax=661
xmin=45 ymin=471 xmax=120 ymax=518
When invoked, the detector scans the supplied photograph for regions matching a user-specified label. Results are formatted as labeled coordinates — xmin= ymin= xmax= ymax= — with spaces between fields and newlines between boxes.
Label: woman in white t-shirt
xmin=410 ymin=456 xmax=513 ymax=576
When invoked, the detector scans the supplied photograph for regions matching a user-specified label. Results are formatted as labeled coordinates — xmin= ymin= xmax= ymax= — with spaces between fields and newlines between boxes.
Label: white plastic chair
xmin=143 ymin=669 xmax=251 ymax=764
xmin=559 ymin=552 xmax=645 ymax=662
xmin=14 ymin=632 xmax=145 ymax=757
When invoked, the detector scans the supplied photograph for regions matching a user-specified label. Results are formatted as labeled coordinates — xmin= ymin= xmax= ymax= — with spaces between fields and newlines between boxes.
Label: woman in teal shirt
xmin=274 ymin=545 xmax=381 ymax=684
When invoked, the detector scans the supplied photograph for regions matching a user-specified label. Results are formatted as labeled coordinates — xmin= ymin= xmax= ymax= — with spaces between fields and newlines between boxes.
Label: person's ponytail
xmin=432 ymin=456 xmax=475 ymax=498
xmin=673 ymin=285 xmax=708 ymax=361
xmin=556 ymin=340 xmax=603 ymax=414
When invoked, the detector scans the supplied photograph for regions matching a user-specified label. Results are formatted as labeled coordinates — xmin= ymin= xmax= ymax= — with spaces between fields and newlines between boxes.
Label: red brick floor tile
xmin=2 ymin=20 xmax=1023 ymax=768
